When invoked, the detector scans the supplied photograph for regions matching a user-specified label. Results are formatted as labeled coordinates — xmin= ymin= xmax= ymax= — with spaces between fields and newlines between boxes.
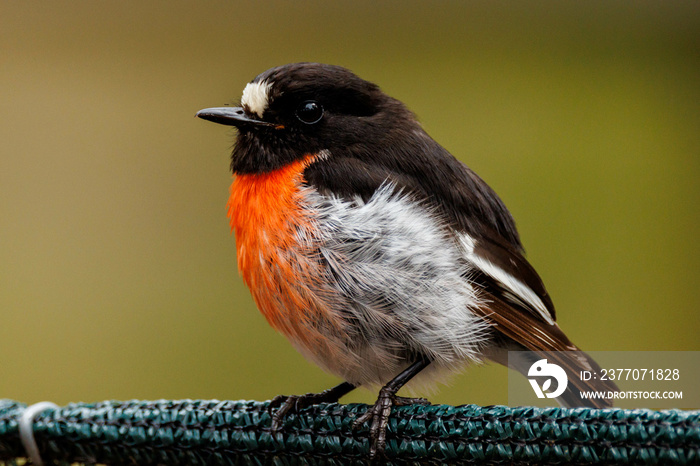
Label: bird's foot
xmin=269 ymin=382 xmax=354 ymax=431
xmin=353 ymin=388 xmax=430 ymax=460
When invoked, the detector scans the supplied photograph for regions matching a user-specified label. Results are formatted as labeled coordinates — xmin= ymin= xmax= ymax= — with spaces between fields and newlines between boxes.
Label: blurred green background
xmin=2 ymin=2 xmax=698 ymax=408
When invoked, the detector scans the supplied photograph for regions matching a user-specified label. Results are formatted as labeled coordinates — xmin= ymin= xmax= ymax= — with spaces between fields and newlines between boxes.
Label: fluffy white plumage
xmin=289 ymin=184 xmax=492 ymax=391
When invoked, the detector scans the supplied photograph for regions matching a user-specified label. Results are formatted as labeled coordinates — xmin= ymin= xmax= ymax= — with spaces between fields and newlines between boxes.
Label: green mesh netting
xmin=1 ymin=399 xmax=698 ymax=465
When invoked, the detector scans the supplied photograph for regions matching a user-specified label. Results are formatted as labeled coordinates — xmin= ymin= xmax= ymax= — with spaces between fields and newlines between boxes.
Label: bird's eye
xmin=296 ymin=101 xmax=324 ymax=124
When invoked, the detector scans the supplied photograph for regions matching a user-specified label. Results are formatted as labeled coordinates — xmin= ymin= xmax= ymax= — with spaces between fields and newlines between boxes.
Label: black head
xmin=198 ymin=62 xmax=526 ymax=250
xmin=196 ymin=63 xmax=418 ymax=174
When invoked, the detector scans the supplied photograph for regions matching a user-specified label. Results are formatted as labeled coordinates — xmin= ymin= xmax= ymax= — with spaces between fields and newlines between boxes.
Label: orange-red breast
xmin=196 ymin=63 xmax=618 ymax=459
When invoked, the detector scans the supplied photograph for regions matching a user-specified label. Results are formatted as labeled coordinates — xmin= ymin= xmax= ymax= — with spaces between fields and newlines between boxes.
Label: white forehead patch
xmin=241 ymin=80 xmax=273 ymax=118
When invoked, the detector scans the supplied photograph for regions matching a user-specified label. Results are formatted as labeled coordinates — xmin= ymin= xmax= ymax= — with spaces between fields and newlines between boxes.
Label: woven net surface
xmin=1 ymin=399 xmax=698 ymax=465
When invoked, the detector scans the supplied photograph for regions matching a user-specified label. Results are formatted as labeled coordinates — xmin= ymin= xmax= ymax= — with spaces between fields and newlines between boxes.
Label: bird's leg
xmin=270 ymin=381 xmax=356 ymax=431
xmin=353 ymin=358 xmax=432 ymax=460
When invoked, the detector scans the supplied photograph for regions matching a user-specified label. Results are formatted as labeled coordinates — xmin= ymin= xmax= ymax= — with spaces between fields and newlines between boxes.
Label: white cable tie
xmin=19 ymin=401 xmax=58 ymax=466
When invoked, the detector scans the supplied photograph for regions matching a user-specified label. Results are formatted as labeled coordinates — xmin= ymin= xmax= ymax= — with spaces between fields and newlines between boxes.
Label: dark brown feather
xmin=475 ymin=290 xmax=618 ymax=408
xmin=473 ymin=231 xmax=556 ymax=321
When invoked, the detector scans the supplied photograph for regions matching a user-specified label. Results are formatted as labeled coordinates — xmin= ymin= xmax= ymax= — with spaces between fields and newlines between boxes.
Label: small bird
xmin=196 ymin=63 xmax=618 ymax=459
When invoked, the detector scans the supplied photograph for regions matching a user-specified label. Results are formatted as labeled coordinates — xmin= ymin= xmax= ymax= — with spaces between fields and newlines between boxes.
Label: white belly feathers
xmin=292 ymin=183 xmax=492 ymax=389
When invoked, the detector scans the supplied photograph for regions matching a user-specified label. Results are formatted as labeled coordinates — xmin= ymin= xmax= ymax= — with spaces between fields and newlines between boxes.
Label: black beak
xmin=195 ymin=107 xmax=274 ymax=127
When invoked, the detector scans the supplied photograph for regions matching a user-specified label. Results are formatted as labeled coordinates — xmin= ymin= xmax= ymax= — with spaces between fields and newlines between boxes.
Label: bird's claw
xmin=269 ymin=385 xmax=354 ymax=431
xmin=269 ymin=394 xmax=302 ymax=431
xmin=353 ymin=389 xmax=431 ymax=460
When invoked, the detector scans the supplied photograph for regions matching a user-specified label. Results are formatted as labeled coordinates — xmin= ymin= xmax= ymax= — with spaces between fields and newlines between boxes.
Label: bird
xmin=196 ymin=62 xmax=618 ymax=459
